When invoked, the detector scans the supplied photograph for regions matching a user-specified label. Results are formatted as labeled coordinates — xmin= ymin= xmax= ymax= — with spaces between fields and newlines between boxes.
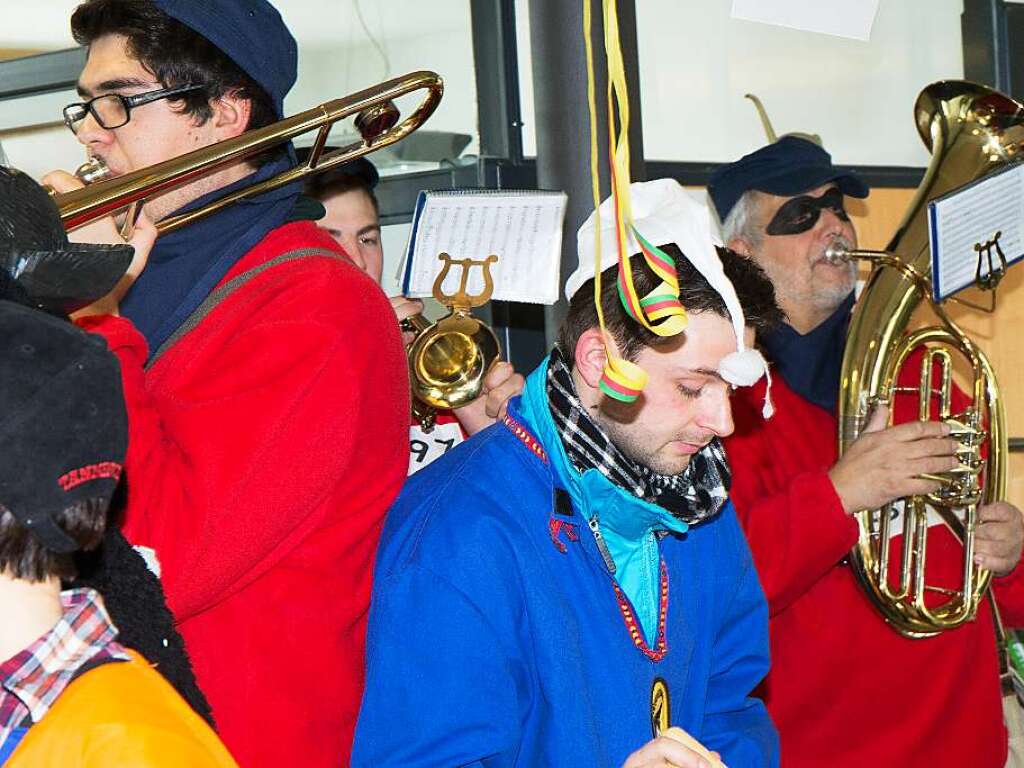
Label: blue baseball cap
xmin=708 ymin=136 xmax=869 ymax=222
xmin=152 ymin=0 xmax=297 ymax=118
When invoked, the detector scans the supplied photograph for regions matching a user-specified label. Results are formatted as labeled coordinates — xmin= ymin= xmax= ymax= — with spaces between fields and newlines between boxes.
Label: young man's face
xmin=597 ymin=311 xmax=750 ymax=476
xmin=72 ymin=34 xmax=225 ymax=221
xmin=746 ymin=183 xmax=858 ymax=320
xmin=319 ymin=188 xmax=383 ymax=283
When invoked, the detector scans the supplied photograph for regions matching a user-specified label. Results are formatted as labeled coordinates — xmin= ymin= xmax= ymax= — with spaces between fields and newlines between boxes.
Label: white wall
xmin=380 ymin=221 xmax=412 ymax=297
xmin=516 ymin=0 xmax=965 ymax=168
xmin=0 ymin=0 xmax=479 ymax=179
xmin=0 ymin=90 xmax=80 ymax=181
xmin=1 ymin=1 xmax=969 ymax=179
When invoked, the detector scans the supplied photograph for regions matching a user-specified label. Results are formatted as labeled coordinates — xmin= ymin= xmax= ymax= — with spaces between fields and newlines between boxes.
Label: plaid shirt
xmin=0 ymin=588 xmax=129 ymax=753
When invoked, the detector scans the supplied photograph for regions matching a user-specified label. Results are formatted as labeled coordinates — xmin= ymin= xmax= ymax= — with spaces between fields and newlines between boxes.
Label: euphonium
xmin=830 ymin=81 xmax=1021 ymax=638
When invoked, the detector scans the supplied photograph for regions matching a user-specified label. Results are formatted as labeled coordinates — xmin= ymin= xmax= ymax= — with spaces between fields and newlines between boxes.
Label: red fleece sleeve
xmin=76 ymin=261 xmax=409 ymax=620
xmin=728 ymin=466 xmax=858 ymax=616
xmin=725 ymin=381 xmax=859 ymax=616
xmin=993 ymin=564 xmax=1024 ymax=628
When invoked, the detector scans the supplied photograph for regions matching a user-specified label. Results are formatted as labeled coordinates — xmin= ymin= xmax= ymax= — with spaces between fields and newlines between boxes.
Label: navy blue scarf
xmin=120 ymin=154 xmax=308 ymax=358
xmin=760 ymin=292 xmax=855 ymax=414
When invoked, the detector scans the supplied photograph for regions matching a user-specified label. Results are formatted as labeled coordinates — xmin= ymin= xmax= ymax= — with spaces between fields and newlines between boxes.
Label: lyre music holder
xmin=430 ymin=252 xmax=498 ymax=309
xmin=950 ymin=230 xmax=1008 ymax=314
xmin=407 ymin=252 xmax=502 ymax=432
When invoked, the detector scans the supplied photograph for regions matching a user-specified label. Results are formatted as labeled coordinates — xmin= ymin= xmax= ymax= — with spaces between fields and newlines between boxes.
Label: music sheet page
xmin=401 ymin=190 xmax=567 ymax=305
xmin=929 ymin=164 xmax=1024 ymax=300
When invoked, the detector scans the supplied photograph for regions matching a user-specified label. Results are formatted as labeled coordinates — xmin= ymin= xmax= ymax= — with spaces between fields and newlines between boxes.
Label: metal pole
xmin=962 ymin=0 xmax=1010 ymax=93
xmin=528 ymin=0 xmax=646 ymax=346
xmin=470 ymin=0 xmax=525 ymax=163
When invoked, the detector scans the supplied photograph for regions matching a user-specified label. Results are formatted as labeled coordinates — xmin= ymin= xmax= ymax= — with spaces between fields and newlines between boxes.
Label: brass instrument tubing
xmin=55 ymin=71 xmax=444 ymax=235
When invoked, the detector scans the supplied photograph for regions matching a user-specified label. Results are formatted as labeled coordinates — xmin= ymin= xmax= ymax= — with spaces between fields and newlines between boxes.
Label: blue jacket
xmin=353 ymin=363 xmax=778 ymax=768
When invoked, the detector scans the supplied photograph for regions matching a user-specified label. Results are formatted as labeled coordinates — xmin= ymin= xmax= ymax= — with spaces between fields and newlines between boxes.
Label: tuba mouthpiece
xmin=823 ymin=241 xmax=852 ymax=265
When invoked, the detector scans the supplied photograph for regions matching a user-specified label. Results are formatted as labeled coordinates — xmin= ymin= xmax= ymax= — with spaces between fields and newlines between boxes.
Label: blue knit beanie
xmin=151 ymin=0 xmax=297 ymax=118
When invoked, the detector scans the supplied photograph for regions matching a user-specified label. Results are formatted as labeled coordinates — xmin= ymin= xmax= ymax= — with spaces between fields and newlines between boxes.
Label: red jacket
xmin=78 ymin=221 xmax=409 ymax=767
xmin=725 ymin=367 xmax=1024 ymax=768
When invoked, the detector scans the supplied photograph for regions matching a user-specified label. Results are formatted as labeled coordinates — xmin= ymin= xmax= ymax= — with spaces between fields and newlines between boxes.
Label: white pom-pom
xmin=719 ymin=348 xmax=768 ymax=388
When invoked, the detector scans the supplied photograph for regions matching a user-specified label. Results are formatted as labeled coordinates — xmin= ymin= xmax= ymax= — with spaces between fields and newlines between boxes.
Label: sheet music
xmin=402 ymin=190 xmax=567 ymax=305
xmin=928 ymin=163 xmax=1024 ymax=301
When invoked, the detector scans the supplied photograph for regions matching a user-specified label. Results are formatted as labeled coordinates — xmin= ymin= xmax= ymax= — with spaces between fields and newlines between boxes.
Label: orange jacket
xmin=8 ymin=651 xmax=238 ymax=768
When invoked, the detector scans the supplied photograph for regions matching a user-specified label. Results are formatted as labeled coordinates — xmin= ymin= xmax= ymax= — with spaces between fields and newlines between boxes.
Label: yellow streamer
xmin=582 ymin=0 xmax=687 ymax=400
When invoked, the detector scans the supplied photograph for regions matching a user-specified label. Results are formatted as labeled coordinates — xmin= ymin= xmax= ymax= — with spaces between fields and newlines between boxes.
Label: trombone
xmin=54 ymin=70 xmax=443 ymax=234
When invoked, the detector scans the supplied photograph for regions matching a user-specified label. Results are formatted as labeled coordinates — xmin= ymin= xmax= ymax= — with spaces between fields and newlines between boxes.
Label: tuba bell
xmin=830 ymin=81 xmax=1021 ymax=638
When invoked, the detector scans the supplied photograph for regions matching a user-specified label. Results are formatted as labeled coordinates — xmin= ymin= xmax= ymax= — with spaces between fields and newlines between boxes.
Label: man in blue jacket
xmin=353 ymin=180 xmax=782 ymax=768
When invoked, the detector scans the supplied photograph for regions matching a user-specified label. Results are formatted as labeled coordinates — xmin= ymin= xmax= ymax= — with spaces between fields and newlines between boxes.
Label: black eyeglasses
xmin=63 ymin=84 xmax=203 ymax=134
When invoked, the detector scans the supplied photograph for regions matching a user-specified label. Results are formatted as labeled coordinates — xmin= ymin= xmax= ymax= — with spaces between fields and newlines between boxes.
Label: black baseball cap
xmin=708 ymin=136 xmax=869 ymax=221
xmin=0 ymin=301 xmax=127 ymax=553
xmin=0 ymin=166 xmax=134 ymax=315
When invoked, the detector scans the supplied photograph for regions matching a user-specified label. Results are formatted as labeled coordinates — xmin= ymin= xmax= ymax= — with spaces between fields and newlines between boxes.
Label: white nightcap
xmin=569 ymin=178 xmax=773 ymax=415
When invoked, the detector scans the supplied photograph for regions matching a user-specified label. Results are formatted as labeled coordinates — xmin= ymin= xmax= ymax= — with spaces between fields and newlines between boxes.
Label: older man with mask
xmin=710 ymin=136 xmax=1024 ymax=767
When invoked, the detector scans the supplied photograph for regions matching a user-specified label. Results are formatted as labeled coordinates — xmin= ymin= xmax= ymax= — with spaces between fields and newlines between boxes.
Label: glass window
xmin=282 ymin=0 xmax=479 ymax=176
xmin=635 ymin=0 xmax=964 ymax=167
xmin=514 ymin=0 xmax=964 ymax=167
xmin=0 ymin=1 xmax=481 ymax=179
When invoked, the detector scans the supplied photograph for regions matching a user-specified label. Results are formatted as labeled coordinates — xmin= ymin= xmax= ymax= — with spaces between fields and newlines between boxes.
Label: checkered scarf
xmin=547 ymin=348 xmax=730 ymax=526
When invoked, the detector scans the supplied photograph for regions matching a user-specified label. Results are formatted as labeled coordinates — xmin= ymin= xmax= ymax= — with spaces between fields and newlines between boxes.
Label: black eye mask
xmin=765 ymin=187 xmax=849 ymax=236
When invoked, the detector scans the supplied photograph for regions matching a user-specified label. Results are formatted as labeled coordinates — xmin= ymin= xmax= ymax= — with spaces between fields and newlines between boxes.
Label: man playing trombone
xmin=42 ymin=2 xmax=409 ymax=765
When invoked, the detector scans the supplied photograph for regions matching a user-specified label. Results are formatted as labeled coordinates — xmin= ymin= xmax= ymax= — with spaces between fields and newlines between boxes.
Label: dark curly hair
xmin=71 ymin=0 xmax=277 ymax=133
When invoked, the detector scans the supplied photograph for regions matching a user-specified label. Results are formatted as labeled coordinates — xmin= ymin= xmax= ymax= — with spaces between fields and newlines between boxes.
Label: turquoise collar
xmin=517 ymin=357 xmax=688 ymax=546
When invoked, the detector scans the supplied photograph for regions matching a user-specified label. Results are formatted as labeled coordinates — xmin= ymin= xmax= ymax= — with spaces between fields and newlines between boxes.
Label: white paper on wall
xmin=731 ymin=0 xmax=881 ymax=42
